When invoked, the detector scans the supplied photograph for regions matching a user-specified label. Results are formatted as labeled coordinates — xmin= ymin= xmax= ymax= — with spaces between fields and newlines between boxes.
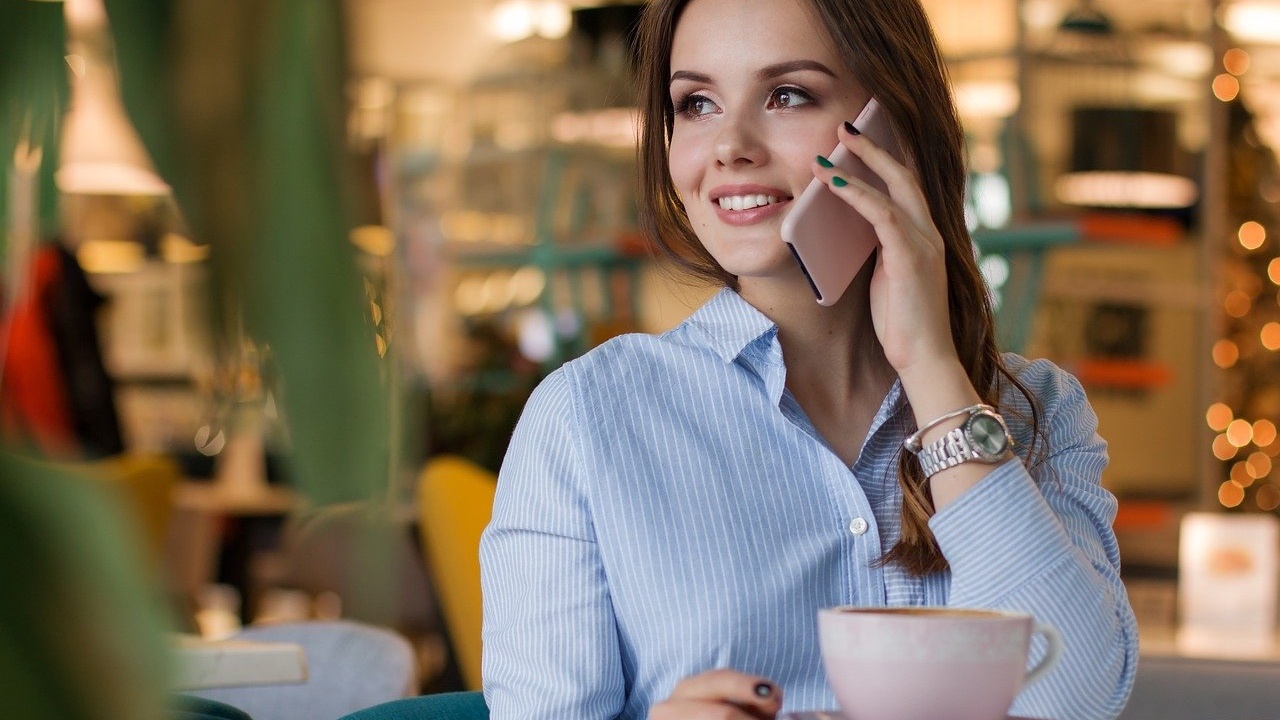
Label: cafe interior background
xmin=6 ymin=0 xmax=1280 ymax=715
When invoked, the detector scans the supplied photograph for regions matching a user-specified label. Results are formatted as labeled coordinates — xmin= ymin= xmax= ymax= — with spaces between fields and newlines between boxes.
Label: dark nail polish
xmin=754 ymin=682 xmax=773 ymax=698
xmin=831 ymin=176 xmax=848 ymax=187
xmin=816 ymin=155 xmax=834 ymax=168
xmin=844 ymin=121 xmax=861 ymax=135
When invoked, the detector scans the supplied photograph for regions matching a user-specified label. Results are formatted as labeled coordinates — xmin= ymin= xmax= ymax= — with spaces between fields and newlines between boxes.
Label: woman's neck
xmin=739 ymin=268 xmax=892 ymax=389
xmin=738 ymin=270 xmax=897 ymax=463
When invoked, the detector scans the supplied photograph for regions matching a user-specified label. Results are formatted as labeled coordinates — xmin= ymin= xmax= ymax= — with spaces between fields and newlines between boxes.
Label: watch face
xmin=968 ymin=413 xmax=1010 ymax=458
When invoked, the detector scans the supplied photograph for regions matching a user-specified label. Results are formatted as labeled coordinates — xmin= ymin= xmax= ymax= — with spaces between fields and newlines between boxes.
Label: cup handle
xmin=1024 ymin=622 xmax=1063 ymax=688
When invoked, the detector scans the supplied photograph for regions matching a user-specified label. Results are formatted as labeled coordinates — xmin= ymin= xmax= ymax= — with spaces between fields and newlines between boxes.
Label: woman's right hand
xmin=649 ymin=669 xmax=783 ymax=720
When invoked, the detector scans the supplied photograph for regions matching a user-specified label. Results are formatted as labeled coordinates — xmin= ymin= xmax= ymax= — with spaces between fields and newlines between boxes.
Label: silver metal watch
xmin=915 ymin=406 xmax=1013 ymax=478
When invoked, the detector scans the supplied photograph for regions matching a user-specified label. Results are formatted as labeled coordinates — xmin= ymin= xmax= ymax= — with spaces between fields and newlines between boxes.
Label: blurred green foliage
xmin=1 ymin=0 xmax=396 ymax=716
xmin=107 ymin=0 xmax=390 ymax=507
xmin=0 ymin=1 xmax=66 ymax=239
xmin=0 ymin=452 xmax=171 ymax=720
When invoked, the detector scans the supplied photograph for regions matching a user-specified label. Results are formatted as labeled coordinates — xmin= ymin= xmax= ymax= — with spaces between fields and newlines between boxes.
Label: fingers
xmin=810 ymin=135 xmax=943 ymax=260
xmin=651 ymin=669 xmax=782 ymax=720
xmin=809 ymin=160 xmax=899 ymax=229
xmin=809 ymin=158 xmax=930 ymax=266
xmin=835 ymin=120 xmax=933 ymax=233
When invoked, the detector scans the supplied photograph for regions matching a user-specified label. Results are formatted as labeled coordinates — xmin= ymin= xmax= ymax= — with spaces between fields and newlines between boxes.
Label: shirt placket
xmin=752 ymin=336 xmax=889 ymax=607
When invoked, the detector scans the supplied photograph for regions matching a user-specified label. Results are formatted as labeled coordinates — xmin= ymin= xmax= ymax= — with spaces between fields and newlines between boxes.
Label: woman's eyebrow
xmin=669 ymin=60 xmax=835 ymax=87
xmin=670 ymin=70 xmax=713 ymax=85
xmin=759 ymin=60 xmax=836 ymax=80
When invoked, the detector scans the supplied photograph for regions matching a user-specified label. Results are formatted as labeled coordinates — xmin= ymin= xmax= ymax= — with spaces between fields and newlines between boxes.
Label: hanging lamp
xmin=56 ymin=0 xmax=169 ymax=196
xmin=1043 ymin=0 xmax=1130 ymax=65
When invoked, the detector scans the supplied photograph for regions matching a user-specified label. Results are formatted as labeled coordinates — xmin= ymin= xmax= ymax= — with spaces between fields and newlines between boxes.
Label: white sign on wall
xmin=1179 ymin=512 xmax=1279 ymax=655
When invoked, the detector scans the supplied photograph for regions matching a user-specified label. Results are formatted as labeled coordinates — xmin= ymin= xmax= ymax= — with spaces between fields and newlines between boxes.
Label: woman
xmin=480 ymin=0 xmax=1138 ymax=717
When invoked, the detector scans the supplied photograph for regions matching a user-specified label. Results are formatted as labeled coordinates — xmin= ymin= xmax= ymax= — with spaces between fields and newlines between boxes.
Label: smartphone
xmin=780 ymin=97 xmax=909 ymax=306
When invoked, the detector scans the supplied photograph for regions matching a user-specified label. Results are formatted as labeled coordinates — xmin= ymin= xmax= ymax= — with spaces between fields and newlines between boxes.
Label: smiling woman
xmin=481 ymin=0 xmax=1138 ymax=718
xmin=663 ymin=12 xmax=866 ymax=288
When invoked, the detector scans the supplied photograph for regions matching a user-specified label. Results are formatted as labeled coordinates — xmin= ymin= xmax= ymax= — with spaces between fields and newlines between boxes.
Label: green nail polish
xmin=816 ymin=155 xmax=834 ymax=168
xmin=831 ymin=176 xmax=848 ymax=187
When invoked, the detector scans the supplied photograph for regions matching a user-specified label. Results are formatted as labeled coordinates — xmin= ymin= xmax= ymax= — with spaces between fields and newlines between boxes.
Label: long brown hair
xmin=635 ymin=0 xmax=1043 ymax=576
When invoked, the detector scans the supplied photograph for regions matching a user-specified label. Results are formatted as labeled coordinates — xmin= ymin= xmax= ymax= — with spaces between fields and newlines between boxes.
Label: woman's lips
xmin=710 ymin=185 xmax=792 ymax=226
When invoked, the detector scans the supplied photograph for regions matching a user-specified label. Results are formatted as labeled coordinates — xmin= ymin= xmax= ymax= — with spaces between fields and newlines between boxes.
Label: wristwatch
xmin=915 ymin=406 xmax=1013 ymax=478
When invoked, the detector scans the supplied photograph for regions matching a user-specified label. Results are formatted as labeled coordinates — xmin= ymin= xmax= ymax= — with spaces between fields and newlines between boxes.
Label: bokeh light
xmin=1263 ymin=323 xmax=1280 ymax=351
xmin=1213 ymin=339 xmax=1240 ymax=368
xmin=1219 ymin=480 xmax=1246 ymax=507
xmin=1231 ymin=460 xmax=1254 ymax=485
xmin=1254 ymin=419 xmax=1278 ymax=446
xmin=1257 ymin=484 xmax=1280 ymax=512
xmin=1227 ymin=418 xmax=1255 ymax=447
xmin=1225 ymin=290 xmax=1253 ymax=318
xmin=1239 ymin=221 xmax=1267 ymax=250
xmin=1207 ymin=403 xmax=1234 ymax=431
xmin=1214 ymin=73 xmax=1241 ymax=102
xmin=1224 ymin=47 xmax=1251 ymax=76
xmin=1213 ymin=433 xmax=1239 ymax=461
xmin=1248 ymin=451 xmax=1273 ymax=478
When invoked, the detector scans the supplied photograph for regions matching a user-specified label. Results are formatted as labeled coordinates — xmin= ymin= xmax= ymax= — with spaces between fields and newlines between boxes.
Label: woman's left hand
xmin=813 ymin=122 xmax=992 ymax=508
xmin=811 ymin=122 xmax=957 ymax=377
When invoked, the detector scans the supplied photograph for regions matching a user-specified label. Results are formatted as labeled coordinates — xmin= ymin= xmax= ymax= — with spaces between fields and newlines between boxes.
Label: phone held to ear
xmin=780 ymin=97 xmax=910 ymax=306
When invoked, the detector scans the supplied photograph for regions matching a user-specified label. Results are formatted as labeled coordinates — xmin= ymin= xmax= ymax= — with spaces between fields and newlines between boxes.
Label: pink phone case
xmin=780 ymin=97 xmax=909 ymax=306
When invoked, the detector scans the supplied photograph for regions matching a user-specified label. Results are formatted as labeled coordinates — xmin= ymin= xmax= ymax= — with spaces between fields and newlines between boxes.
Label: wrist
xmin=898 ymin=357 xmax=982 ymax=429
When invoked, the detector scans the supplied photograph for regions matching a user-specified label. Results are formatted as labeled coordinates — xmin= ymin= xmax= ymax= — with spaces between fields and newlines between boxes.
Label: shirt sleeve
xmin=928 ymin=363 xmax=1139 ymax=720
xmin=480 ymin=369 xmax=626 ymax=720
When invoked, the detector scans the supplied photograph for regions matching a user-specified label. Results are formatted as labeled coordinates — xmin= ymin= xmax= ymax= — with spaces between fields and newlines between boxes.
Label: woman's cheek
xmin=667 ymin=143 xmax=701 ymax=200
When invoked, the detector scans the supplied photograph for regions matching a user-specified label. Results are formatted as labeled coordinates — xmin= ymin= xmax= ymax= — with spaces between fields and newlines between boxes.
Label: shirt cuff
xmin=928 ymin=458 xmax=1075 ymax=605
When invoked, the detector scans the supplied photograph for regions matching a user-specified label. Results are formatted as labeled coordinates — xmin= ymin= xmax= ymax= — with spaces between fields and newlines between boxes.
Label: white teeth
xmin=718 ymin=194 xmax=778 ymax=211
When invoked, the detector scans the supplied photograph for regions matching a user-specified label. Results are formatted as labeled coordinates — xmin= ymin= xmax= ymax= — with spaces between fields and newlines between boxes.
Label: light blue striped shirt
xmin=481 ymin=288 xmax=1138 ymax=720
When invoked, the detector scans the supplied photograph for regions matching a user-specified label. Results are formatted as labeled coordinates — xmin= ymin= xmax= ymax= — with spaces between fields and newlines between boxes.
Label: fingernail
xmin=754 ymin=682 xmax=773 ymax=698
xmin=844 ymin=121 xmax=861 ymax=136
xmin=816 ymin=155 xmax=834 ymax=168
xmin=831 ymin=176 xmax=848 ymax=187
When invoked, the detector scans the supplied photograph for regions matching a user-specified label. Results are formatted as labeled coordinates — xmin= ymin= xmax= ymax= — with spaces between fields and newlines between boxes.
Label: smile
xmin=717 ymin=194 xmax=782 ymax=211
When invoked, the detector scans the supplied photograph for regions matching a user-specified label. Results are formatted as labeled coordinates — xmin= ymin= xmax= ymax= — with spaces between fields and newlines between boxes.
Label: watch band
xmin=914 ymin=407 xmax=1013 ymax=478
xmin=918 ymin=424 xmax=983 ymax=477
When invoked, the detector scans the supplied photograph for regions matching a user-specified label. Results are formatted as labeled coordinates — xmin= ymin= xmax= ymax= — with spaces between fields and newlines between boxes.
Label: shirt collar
xmin=682 ymin=288 xmax=779 ymax=364
xmin=681 ymin=287 xmax=911 ymax=434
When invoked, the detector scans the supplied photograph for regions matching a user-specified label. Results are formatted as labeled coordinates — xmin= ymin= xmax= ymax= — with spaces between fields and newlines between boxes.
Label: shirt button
xmin=848 ymin=517 xmax=869 ymax=536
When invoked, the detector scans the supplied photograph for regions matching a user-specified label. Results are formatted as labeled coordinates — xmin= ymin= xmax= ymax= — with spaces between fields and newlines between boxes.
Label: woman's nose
xmin=713 ymin=115 xmax=765 ymax=168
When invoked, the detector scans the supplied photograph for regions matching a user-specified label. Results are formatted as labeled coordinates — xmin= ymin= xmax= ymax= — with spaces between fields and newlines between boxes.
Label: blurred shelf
xmin=448 ymin=242 xmax=640 ymax=269
xmin=971 ymin=220 xmax=1079 ymax=252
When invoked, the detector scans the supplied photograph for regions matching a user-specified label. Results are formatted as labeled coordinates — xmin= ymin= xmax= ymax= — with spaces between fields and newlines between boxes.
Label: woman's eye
xmin=675 ymin=93 xmax=718 ymax=118
xmin=768 ymin=86 xmax=814 ymax=109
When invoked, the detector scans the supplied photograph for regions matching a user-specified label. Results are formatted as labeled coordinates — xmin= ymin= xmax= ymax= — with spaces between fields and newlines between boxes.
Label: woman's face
xmin=667 ymin=0 xmax=870 ymax=294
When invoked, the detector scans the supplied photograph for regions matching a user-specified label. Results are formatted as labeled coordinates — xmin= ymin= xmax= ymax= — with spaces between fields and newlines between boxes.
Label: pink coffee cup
xmin=818 ymin=606 xmax=1061 ymax=720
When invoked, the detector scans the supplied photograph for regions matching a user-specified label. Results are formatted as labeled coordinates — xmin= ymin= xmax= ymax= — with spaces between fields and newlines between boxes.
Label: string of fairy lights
xmin=1206 ymin=44 xmax=1280 ymax=511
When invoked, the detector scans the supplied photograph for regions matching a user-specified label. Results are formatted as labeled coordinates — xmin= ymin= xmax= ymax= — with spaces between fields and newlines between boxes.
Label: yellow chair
xmin=87 ymin=453 xmax=182 ymax=566
xmin=417 ymin=455 xmax=497 ymax=691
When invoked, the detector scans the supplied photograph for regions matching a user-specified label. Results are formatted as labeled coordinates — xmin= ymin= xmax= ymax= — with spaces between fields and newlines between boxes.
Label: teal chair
xmin=172 ymin=695 xmax=254 ymax=720
xmin=337 ymin=692 xmax=488 ymax=720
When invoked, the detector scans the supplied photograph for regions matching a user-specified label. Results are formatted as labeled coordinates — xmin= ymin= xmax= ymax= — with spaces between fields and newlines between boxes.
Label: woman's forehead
xmin=670 ymin=0 xmax=839 ymax=74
